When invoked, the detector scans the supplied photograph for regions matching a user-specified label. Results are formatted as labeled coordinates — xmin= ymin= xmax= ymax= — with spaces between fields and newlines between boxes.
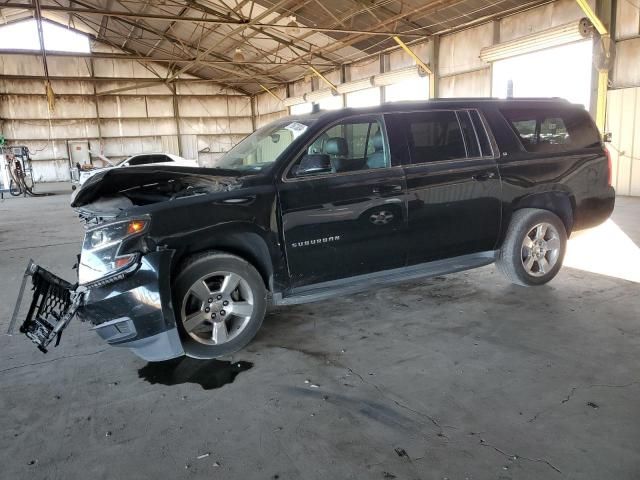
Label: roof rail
xmin=428 ymin=97 xmax=570 ymax=102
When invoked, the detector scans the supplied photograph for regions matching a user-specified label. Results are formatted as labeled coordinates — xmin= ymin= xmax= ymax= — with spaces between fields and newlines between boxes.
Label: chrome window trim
xmin=461 ymin=110 xmax=483 ymax=158
xmin=280 ymin=113 xmax=393 ymax=183
xmin=469 ymin=108 xmax=499 ymax=159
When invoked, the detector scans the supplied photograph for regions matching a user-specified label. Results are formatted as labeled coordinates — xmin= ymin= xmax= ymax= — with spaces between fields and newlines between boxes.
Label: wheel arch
xmin=510 ymin=191 xmax=575 ymax=236
xmin=168 ymin=223 xmax=277 ymax=291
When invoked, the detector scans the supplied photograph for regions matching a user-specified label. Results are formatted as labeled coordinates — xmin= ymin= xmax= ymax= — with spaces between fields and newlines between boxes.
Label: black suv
xmin=12 ymin=98 xmax=615 ymax=362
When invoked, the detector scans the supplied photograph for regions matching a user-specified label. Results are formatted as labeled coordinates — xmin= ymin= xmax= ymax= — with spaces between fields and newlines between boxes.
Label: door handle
xmin=373 ymin=184 xmax=402 ymax=194
xmin=472 ymin=171 xmax=496 ymax=181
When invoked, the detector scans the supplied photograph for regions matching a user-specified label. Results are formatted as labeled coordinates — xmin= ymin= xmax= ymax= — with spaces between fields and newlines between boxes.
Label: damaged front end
xmin=9 ymin=261 xmax=84 ymax=353
xmin=8 ymin=167 xmax=240 ymax=361
xmin=9 ymin=234 xmax=184 ymax=362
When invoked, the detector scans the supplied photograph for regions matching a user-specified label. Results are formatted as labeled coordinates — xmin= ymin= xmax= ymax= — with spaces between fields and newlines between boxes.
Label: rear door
xmin=385 ymin=109 xmax=502 ymax=264
xmin=277 ymin=115 xmax=408 ymax=288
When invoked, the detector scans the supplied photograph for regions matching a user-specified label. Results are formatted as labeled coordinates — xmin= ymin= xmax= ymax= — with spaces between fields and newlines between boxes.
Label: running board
xmin=273 ymin=251 xmax=497 ymax=306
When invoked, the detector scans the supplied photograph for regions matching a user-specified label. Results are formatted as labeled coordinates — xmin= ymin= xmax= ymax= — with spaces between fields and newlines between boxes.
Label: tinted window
xmin=128 ymin=155 xmax=171 ymax=166
xmin=292 ymin=118 xmax=388 ymax=177
xmin=404 ymin=111 xmax=466 ymax=163
xmin=458 ymin=111 xmax=480 ymax=158
xmin=501 ymin=108 xmax=600 ymax=153
xmin=469 ymin=110 xmax=493 ymax=157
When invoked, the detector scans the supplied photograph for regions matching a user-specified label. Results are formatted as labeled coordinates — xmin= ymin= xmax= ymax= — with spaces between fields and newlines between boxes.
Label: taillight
xmin=604 ymin=146 xmax=612 ymax=186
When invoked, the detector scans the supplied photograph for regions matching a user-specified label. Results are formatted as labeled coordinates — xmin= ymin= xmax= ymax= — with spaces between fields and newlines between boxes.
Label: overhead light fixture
xmin=287 ymin=16 xmax=300 ymax=35
xmin=233 ymin=48 xmax=245 ymax=63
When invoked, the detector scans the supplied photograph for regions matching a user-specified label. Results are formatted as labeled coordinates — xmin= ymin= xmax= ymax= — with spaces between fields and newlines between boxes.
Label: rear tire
xmin=497 ymin=208 xmax=567 ymax=286
xmin=173 ymin=252 xmax=267 ymax=359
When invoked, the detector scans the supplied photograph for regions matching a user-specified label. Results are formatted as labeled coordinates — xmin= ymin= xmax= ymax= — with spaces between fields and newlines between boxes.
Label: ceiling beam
xmin=0 ymin=74 xmax=277 ymax=85
xmin=1 ymin=3 xmax=430 ymax=37
xmin=0 ymin=48 xmax=336 ymax=66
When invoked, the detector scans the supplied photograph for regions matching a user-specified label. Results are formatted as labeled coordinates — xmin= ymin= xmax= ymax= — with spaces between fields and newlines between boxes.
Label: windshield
xmin=214 ymin=120 xmax=314 ymax=172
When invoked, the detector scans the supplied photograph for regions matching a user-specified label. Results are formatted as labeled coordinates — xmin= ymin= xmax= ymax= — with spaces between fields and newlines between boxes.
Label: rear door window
xmin=403 ymin=111 xmax=466 ymax=164
xmin=501 ymin=108 xmax=600 ymax=153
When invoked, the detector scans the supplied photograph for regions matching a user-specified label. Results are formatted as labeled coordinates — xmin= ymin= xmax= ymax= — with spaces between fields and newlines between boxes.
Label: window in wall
xmin=384 ymin=76 xmax=429 ymax=103
xmin=346 ymin=87 xmax=381 ymax=108
xmin=291 ymin=118 xmax=388 ymax=177
xmin=492 ymin=40 xmax=593 ymax=109
xmin=501 ymin=108 xmax=601 ymax=153
xmin=401 ymin=111 xmax=466 ymax=163
xmin=0 ymin=19 xmax=90 ymax=53
xmin=290 ymin=103 xmax=313 ymax=115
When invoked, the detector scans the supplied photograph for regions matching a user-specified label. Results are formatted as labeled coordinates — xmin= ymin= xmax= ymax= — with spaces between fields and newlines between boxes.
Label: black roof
xmin=288 ymin=97 xmax=579 ymax=124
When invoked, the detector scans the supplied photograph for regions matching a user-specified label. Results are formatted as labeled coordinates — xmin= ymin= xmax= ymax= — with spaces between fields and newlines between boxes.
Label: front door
xmin=385 ymin=109 xmax=502 ymax=264
xmin=277 ymin=115 xmax=407 ymax=288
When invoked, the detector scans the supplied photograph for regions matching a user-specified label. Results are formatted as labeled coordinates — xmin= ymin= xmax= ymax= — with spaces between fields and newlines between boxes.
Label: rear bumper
xmin=78 ymin=250 xmax=184 ymax=361
xmin=573 ymin=186 xmax=616 ymax=231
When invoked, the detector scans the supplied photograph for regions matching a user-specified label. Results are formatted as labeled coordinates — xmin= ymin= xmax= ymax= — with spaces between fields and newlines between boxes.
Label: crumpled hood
xmin=71 ymin=165 xmax=242 ymax=208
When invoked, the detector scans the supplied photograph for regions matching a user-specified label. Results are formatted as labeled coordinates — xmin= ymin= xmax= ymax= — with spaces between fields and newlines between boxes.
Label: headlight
xmin=79 ymin=219 xmax=148 ymax=285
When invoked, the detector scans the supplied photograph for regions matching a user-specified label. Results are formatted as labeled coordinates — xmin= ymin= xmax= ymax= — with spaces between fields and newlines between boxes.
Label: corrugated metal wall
xmin=606 ymin=89 xmax=640 ymax=197
xmin=0 ymin=52 xmax=252 ymax=181
xmin=604 ymin=0 xmax=640 ymax=196
xmin=254 ymin=85 xmax=287 ymax=129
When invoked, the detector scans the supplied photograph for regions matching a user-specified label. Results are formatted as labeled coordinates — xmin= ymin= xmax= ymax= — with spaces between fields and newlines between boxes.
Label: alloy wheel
xmin=180 ymin=271 xmax=254 ymax=346
xmin=521 ymin=222 xmax=561 ymax=277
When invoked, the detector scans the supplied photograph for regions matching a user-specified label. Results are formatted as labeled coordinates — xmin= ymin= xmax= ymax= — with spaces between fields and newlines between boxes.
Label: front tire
xmin=497 ymin=208 xmax=567 ymax=286
xmin=173 ymin=252 xmax=267 ymax=359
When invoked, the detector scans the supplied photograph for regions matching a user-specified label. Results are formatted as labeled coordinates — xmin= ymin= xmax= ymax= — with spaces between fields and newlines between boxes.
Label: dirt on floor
xmin=1 ymin=185 xmax=639 ymax=480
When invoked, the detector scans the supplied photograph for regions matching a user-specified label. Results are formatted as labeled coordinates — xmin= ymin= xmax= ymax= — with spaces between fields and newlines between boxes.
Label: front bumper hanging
xmin=8 ymin=261 xmax=83 ymax=353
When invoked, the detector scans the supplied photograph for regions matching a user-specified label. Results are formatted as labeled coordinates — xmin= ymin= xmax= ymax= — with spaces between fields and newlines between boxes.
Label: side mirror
xmin=296 ymin=154 xmax=331 ymax=176
xmin=603 ymin=132 xmax=612 ymax=143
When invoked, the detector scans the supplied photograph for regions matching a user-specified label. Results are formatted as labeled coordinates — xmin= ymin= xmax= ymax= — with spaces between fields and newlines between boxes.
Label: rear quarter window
xmin=501 ymin=108 xmax=600 ymax=153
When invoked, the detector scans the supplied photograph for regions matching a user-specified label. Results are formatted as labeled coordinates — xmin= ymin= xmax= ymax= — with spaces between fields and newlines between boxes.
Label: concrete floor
xmin=1 ymin=184 xmax=639 ymax=480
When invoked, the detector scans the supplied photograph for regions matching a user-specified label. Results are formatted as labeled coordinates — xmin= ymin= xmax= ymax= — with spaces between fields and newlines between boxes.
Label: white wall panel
xmin=94 ymin=81 xmax=172 ymax=95
xmin=92 ymin=59 xmax=157 ymax=78
xmin=256 ymin=111 xmax=288 ymax=128
xmin=615 ymin=0 xmax=640 ymax=40
xmin=349 ymin=58 xmax=379 ymax=81
xmin=499 ymin=0 xmax=593 ymax=42
xmin=100 ymin=118 xmax=177 ymax=137
xmin=178 ymin=117 xmax=253 ymax=135
xmin=178 ymin=96 xmax=250 ymax=117
xmin=389 ymin=41 xmax=431 ymax=71
xmin=256 ymin=86 xmax=286 ymax=116
xmin=0 ymin=79 xmax=94 ymax=95
xmin=439 ymin=23 xmax=494 ymax=76
xmin=97 ymin=95 xmax=147 ymax=118
xmin=48 ymin=56 xmax=91 ymax=77
xmin=439 ymin=69 xmax=491 ymax=98
xmin=8 ymin=96 xmax=98 ymax=122
xmin=0 ymin=54 xmax=43 ymax=76
xmin=31 ymin=159 xmax=71 ymax=182
xmin=145 ymin=96 xmax=174 ymax=117
xmin=176 ymin=83 xmax=241 ymax=96
xmin=607 ymin=87 xmax=640 ymax=196
xmin=180 ymin=135 xmax=198 ymax=161
xmin=612 ymin=39 xmax=640 ymax=88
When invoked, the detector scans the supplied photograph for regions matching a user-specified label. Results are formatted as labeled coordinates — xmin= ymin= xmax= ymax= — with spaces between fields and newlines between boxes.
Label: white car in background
xmin=77 ymin=153 xmax=198 ymax=187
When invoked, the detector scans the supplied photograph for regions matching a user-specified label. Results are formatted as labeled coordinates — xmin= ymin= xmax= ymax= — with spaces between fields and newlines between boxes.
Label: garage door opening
xmin=492 ymin=40 xmax=593 ymax=109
